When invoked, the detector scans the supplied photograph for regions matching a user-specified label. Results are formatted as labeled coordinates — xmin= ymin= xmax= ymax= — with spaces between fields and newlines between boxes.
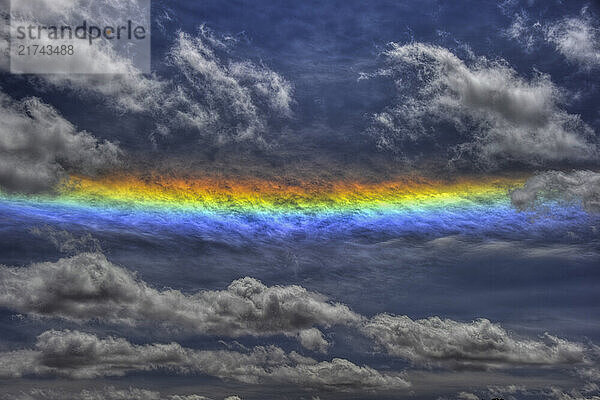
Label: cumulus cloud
xmin=2 ymin=249 xmax=596 ymax=368
xmin=0 ymin=330 xmax=409 ymax=391
xmin=0 ymin=252 xmax=360 ymax=351
xmin=2 ymin=386 xmax=221 ymax=400
xmin=367 ymin=42 xmax=597 ymax=166
xmin=510 ymin=170 xmax=600 ymax=213
xmin=362 ymin=314 xmax=587 ymax=370
xmin=1 ymin=386 xmax=245 ymax=400
xmin=0 ymin=92 xmax=121 ymax=193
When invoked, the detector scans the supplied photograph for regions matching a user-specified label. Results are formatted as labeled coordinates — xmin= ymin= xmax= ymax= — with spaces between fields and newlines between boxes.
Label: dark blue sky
xmin=1 ymin=1 xmax=600 ymax=399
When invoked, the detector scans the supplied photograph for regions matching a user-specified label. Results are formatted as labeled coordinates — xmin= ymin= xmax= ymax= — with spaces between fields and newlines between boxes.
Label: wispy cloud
xmin=18 ymin=0 xmax=294 ymax=148
xmin=169 ymin=27 xmax=293 ymax=145
xmin=505 ymin=7 xmax=600 ymax=70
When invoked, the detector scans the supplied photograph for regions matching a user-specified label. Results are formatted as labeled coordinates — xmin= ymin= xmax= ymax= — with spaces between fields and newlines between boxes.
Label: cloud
xmin=0 ymin=330 xmax=410 ymax=391
xmin=0 ymin=252 xmax=360 ymax=351
xmin=29 ymin=226 xmax=102 ymax=254
xmin=18 ymin=0 xmax=294 ymax=147
xmin=2 ymin=386 xmax=236 ymax=400
xmin=504 ymin=10 xmax=541 ymax=52
xmin=362 ymin=314 xmax=587 ymax=370
xmin=510 ymin=170 xmax=600 ymax=213
xmin=0 ymin=92 xmax=121 ymax=193
xmin=505 ymin=8 xmax=600 ymax=70
xmin=456 ymin=392 xmax=479 ymax=400
xmin=367 ymin=42 xmax=597 ymax=167
xmin=2 ymin=248 xmax=595 ymax=368
xmin=168 ymin=28 xmax=293 ymax=145
xmin=544 ymin=11 xmax=600 ymax=70
xmin=471 ymin=383 xmax=600 ymax=400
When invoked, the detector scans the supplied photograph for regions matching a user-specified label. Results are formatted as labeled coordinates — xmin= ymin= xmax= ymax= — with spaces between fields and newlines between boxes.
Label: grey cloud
xmin=0 ymin=252 xmax=361 ymax=351
xmin=510 ymin=170 xmax=600 ymax=213
xmin=478 ymin=383 xmax=600 ymax=400
xmin=0 ymin=330 xmax=410 ymax=391
xmin=1 ymin=249 xmax=595 ymax=369
xmin=362 ymin=314 xmax=587 ymax=370
xmin=29 ymin=16 xmax=293 ymax=146
xmin=0 ymin=92 xmax=121 ymax=193
xmin=456 ymin=392 xmax=479 ymax=400
xmin=2 ymin=386 xmax=235 ymax=400
xmin=368 ymin=235 xmax=598 ymax=265
xmin=367 ymin=42 xmax=597 ymax=167
xmin=29 ymin=226 xmax=102 ymax=255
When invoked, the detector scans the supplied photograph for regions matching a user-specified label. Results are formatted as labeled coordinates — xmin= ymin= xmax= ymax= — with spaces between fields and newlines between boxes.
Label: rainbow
xmin=0 ymin=174 xmax=596 ymax=240
xmin=58 ymin=174 xmax=525 ymax=214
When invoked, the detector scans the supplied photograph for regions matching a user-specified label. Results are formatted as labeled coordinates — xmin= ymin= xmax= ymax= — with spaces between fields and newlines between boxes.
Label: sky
xmin=0 ymin=0 xmax=600 ymax=399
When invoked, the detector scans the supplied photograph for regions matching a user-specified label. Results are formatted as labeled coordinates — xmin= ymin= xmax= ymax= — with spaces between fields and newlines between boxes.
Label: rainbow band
xmin=0 ymin=174 xmax=595 ymax=240
xmin=56 ymin=175 xmax=527 ymax=215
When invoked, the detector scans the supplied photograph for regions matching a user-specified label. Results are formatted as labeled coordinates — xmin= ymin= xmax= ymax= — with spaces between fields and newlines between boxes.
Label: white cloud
xmin=510 ymin=170 xmax=600 ymax=213
xmin=0 ymin=92 xmax=121 ymax=193
xmin=545 ymin=12 xmax=600 ymax=69
xmin=362 ymin=314 xmax=587 ymax=370
xmin=505 ymin=8 xmax=600 ymax=70
xmin=0 ymin=330 xmax=410 ymax=391
xmin=368 ymin=42 xmax=597 ymax=166
xmin=15 ymin=0 xmax=294 ymax=146
xmin=504 ymin=11 xmax=543 ymax=52
xmin=169 ymin=29 xmax=293 ymax=145
xmin=0 ymin=252 xmax=360 ymax=351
